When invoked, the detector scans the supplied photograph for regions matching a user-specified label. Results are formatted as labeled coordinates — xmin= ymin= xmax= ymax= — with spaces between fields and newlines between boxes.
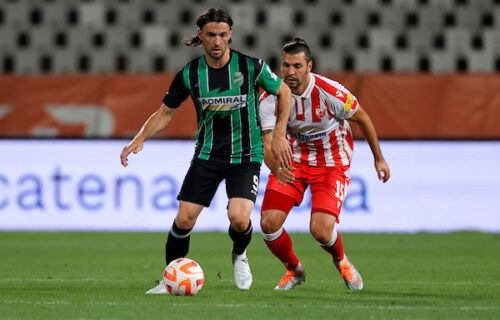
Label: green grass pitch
xmin=0 ymin=232 xmax=499 ymax=319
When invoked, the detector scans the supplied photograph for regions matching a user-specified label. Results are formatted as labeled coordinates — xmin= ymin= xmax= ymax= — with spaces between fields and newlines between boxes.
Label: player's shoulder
xmin=175 ymin=55 xmax=202 ymax=75
xmin=312 ymin=73 xmax=355 ymax=102
xmin=232 ymin=49 xmax=265 ymax=69
xmin=313 ymin=73 xmax=349 ymax=92
xmin=231 ymin=49 xmax=249 ymax=58
xmin=179 ymin=53 xmax=201 ymax=66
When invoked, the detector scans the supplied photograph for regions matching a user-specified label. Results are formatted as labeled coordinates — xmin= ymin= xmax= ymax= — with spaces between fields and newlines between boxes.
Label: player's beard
xmin=207 ymin=45 xmax=227 ymax=61
xmin=285 ymin=76 xmax=301 ymax=91
xmin=285 ymin=72 xmax=308 ymax=94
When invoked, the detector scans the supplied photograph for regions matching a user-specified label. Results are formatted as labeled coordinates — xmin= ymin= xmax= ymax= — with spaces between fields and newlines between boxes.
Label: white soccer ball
xmin=163 ymin=258 xmax=205 ymax=296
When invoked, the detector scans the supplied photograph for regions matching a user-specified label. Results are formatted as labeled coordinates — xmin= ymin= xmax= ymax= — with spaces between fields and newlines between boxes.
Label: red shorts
xmin=261 ymin=162 xmax=350 ymax=219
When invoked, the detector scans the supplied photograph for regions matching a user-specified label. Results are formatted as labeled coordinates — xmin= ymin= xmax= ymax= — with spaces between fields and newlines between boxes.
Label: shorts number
xmin=335 ymin=180 xmax=344 ymax=200
xmin=251 ymin=175 xmax=259 ymax=196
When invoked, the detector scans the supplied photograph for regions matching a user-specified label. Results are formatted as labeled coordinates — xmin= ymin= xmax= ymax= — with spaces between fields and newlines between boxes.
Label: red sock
xmin=320 ymin=231 xmax=345 ymax=263
xmin=264 ymin=229 xmax=299 ymax=271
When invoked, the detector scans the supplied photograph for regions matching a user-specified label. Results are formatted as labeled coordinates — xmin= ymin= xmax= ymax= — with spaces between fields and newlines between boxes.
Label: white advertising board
xmin=0 ymin=140 xmax=498 ymax=232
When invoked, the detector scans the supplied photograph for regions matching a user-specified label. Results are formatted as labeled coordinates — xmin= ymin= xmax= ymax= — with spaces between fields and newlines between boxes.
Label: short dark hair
xmin=184 ymin=8 xmax=233 ymax=47
xmin=282 ymin=38 xmax=312 ymax=61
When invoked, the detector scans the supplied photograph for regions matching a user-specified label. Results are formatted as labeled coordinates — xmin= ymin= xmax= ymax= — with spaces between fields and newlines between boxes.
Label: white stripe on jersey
xmin=335 ymin=128 xmax=350 ymax=166
xmin=308 ymin=144 xmax=317 ymax=166
xmin=322 ymin=135 xmax=335 ymax=167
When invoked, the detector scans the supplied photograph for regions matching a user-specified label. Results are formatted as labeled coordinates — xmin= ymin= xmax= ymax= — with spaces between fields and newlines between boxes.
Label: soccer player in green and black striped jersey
xmin=120 ymin=8 xmax=292 ymax=293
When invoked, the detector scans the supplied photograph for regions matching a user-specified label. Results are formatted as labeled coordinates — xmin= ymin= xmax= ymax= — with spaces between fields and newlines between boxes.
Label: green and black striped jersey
xmin=163 ymin=49 xmax=281 ymax=164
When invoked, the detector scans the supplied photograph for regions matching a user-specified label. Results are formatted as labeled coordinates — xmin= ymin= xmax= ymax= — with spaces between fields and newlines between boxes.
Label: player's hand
xmin=375 ymin=158 xmax=390 ymax=183
xmin=271 ymin=135 xmax=293 ymax=169
xmin=275 ymin=166 xmax=295 ymax=186
xmin=120 ymin=140 xmax=144 ymax=167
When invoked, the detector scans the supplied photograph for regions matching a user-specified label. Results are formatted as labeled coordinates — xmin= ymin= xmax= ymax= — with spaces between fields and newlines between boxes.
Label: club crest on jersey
xmin=199 ymin=95 xmax=247 ymax=111
xmin=232 ymin=72 xmax=244 ymax=87
xmin=315 ymin=106 xmax=327 ymax=119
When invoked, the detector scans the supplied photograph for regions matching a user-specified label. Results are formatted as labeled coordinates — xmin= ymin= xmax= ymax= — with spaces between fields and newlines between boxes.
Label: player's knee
xmin=175 ymin=214 xmax=197 ymax=229
xmin=310 ymin=224 xmax=332 ymax=244
xmin=230 ymin=217 xmax=250 ymax=232
xmin=260 ymin=218 xmax=278 ymax=234
xmin=260 ymin=211 xmax=282 ymax=234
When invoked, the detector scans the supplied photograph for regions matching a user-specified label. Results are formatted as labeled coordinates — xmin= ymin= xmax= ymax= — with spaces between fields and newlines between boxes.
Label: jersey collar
xmin=204 ymin=49 xmax=233 ymax=70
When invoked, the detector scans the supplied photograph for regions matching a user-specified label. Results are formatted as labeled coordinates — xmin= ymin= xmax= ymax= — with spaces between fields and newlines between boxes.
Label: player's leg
xmin=261 ymin=192 xmax=299 ymax=271
xmin=310 ymin=212 xmax=362 ymax=290
xmin=164 ymin=201 xmax=204 ymax=265
xmin=261 ymin=200 xmax=305 ymax=290
xmin=260 ymin=171 xmax=307 ymax=290
xmin=146 ymin=159 xmax=222 ymax=294
xmin=227 ymin=197 xmax=254 ymax=254
xmin=167 ymin=159 xmax=222 ymax=265
xmin=310 ymin=212 xmax=344 ymax=263
xmin=309 ymin=169 xmax=363 ymax=290
xmin=226 ymin=197 xmax=254 ymax=289
xmin=224 ymin=162 xmax=261 ymax=290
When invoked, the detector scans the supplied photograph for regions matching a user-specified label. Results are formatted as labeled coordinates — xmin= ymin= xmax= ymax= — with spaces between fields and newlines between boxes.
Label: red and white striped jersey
xmin=260 ymin=73 xmax=358 ymax=169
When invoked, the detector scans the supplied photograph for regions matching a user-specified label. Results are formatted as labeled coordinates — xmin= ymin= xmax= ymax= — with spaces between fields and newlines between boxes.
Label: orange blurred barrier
xmin=0 ymin=74 xmax=499 ymax=139
xmin=354 ymin=73 xmax=500 ymax=139
xmin=0 ymin=75 xmax=197 ymax=139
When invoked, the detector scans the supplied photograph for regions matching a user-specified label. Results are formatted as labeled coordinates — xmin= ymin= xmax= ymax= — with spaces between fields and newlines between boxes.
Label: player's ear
xmin=307 ymin=60 xmax=313 ymax=72
xmin=197 ymin=29 xmax=203 ymax=40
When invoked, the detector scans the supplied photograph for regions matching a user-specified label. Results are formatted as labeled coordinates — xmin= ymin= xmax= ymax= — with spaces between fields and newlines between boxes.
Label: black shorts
xmin=177 ymin=158 xmax=261 ymax=207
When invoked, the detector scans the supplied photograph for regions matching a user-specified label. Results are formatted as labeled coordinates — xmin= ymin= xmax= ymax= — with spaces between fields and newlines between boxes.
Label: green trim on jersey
xmin=246 ymin=58 xmax=259 ymax=163
xmin=182 ymin=63 xmax=192 ymax=95
xmin=197 ymin=57 xmax=213 ymax=160
xmin=257 ymin=62 xmax=281 ymax=94
xmin=229 ymin=52 xmax=242 ymax=164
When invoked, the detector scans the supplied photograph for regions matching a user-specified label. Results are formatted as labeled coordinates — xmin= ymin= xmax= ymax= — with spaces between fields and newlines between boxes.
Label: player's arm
xmin=120 ymin=104 xmax=177 ymax=167
xmin=272 ymin=81 xmax=293 ymax=168
xmin=349 ymin=105 xmax=390 ymax=182
xmin=120 ymin=70 xmax=188 ymax=167
xmin=262 ymin=129 xmax=295 ymax=185
xmin=257 ymin=61 xmax=293 ymax=168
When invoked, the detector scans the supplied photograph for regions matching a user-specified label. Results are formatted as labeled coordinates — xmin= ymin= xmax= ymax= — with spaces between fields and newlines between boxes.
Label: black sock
xmin=229 ymin=220 xmax=253 ymax=255
xmin=165 ymin=222 xmax=192 ymax=265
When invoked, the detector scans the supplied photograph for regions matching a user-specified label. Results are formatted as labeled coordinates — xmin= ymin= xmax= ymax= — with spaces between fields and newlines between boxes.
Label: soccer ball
xmin=163 ymin=258 xmax=204 ymax=296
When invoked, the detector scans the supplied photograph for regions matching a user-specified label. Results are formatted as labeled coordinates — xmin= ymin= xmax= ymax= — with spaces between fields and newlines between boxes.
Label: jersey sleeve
xmin=256 ymin=60 xmax=282 ymax=95
xmin=326 ymin=84 xmax=359 ymax=120
xmin=162 ymin=70 xmax=189 ymax=109
xmin=259 ymin=93 xmax=277 ymax=131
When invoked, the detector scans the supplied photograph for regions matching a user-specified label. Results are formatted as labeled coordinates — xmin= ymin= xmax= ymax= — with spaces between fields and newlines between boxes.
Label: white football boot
xmin=232 ymin=250 xmax=252 ymax=290
xmin=145 ymin=280 xmax=168 ymax=294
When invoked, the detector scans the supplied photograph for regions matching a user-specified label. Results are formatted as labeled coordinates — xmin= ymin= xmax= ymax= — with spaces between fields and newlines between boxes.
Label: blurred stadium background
xmin=0 ymin=0 xmax=499 ymax=231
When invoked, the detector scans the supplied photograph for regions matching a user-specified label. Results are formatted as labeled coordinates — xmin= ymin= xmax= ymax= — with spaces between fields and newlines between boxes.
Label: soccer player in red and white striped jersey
xmin=259 ymin=38 xmax=390 ymax=291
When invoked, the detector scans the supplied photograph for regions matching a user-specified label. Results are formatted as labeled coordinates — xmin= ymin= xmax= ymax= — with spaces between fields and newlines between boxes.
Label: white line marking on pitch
xmin=318 ymin=280 xmax=500 ymax=287
xmin=1 ymin=300 xmax=497 ymax=311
